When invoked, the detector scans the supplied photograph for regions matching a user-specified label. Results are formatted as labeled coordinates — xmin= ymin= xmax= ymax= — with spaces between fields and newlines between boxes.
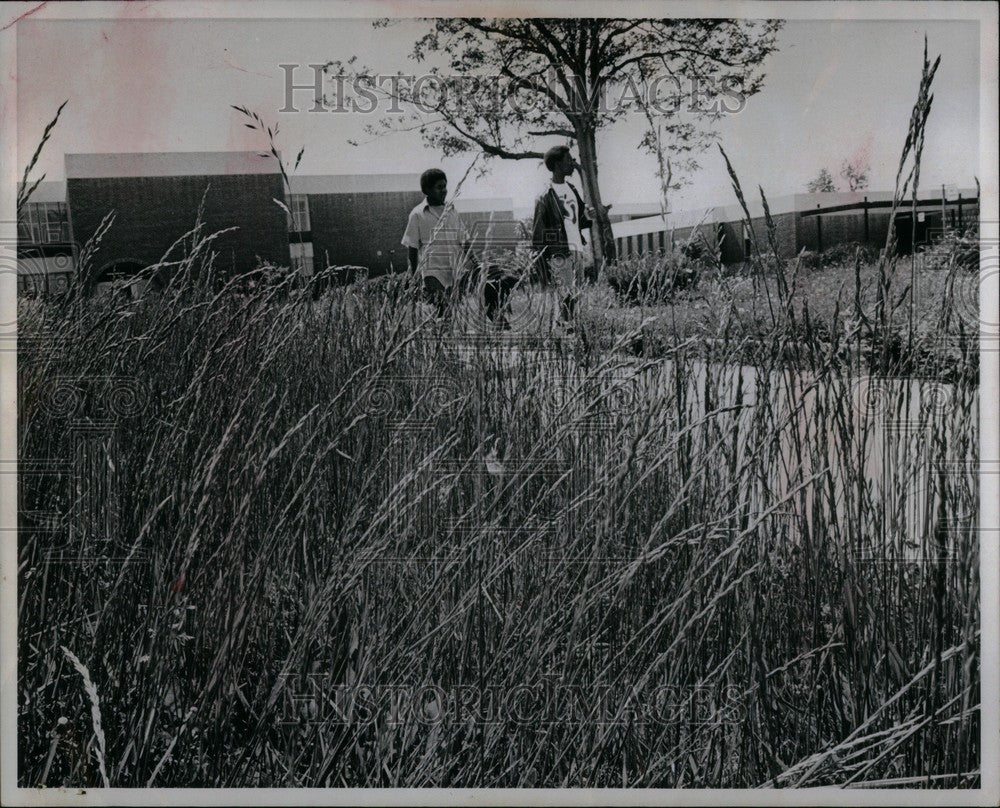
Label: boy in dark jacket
xmin=531 ymin=145 xmax=594 ymax=326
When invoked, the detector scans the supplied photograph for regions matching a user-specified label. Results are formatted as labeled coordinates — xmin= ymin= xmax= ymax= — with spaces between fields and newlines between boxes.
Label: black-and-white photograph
xmin=1 ymin=1 xmax=997 ymax=803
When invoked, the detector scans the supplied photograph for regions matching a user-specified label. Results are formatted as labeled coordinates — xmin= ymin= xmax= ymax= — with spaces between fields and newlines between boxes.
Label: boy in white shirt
xmin=401 ymin=168 xmax=470 ymax=318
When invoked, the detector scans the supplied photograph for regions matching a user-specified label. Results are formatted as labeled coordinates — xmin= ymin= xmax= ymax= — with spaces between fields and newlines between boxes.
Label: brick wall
xmin=67 ymin=173 xmax=290 ymax=278
xmin=308 ymin=190 xmax=424 ymax=276
xmin=795 ymin=202 xmax=976 ymax=256
xmin=865 ymin=212 xmax=892 ymax=251
xmin=619 ymin=199 xmax=979 ymax=268
xmin=714 ymin=212 xmax=796 ymax=265
xmin=797 ymin=212 xmax=867 ymax=252
xmin=672 ymin=224 xmax=719 ymax=253
xmin=760 ymin=212 xmax=797 ymax=258
xmin=462 ymin=212 xmax=521 ymax=265
xmin=717 ymin=222 xmax=743 ymax=264
xmin=614 ymin=231 xmax=667 ymax=259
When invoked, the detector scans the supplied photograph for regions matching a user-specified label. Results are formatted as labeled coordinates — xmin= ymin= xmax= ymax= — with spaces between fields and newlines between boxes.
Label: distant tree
xmin=840 ymin=157 xmax=870 ymax=191
xmin=806 ymin=168 xmax=837 ymax=193
xmin=327 ymin=18 xmax=783 ymax=264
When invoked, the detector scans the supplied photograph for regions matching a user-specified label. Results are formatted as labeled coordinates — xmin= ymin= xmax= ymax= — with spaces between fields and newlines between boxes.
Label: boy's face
xmin=426 ymin=178 xmax=448 ymax=207
xmin=557 ymin=152 xmax=577 ymax=176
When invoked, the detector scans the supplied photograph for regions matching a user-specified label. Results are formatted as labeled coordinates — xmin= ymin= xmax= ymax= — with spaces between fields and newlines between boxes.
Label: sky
xmin=14 ymin=13 xmax=981 ymax=214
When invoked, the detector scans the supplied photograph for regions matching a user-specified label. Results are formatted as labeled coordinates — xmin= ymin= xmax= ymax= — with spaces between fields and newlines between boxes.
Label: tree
xmin=326 ymin=18 xmax=783 ymax=264
xmin=806 ymin=168 xmax=837 ymax=193
xmin=840 ymin=157 xmax=870 ymax=191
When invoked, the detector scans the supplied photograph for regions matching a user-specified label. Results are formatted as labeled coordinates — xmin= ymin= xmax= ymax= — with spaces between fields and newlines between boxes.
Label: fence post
xmin=863 ymin=196 xmax=870 ymax=244
xmin=958 ymin=193 xmax=963 ymax=228
xmin=816 ymin=209 xmax=823 ymax=253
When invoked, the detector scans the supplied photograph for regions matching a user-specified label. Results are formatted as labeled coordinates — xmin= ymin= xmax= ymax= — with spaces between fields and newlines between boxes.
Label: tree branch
xmin=597 ymin=19 xmax=649 ymax=62
xmin=608 ymin=44 xmax=753 ymax=78
xmin=445 ymin=115 xmax=544 ymax=160
xmin=528 ymin=129 xmax=577 ymax=138
xmin=528 ymin=20 xmax=576 ymax=70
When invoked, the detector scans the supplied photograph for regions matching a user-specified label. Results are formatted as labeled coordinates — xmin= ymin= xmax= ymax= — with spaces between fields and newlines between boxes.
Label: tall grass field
xmin=16 ymin=46 xmax=980 ymax=789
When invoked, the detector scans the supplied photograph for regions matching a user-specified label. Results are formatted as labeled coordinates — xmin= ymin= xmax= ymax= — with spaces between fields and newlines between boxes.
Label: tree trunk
xmin=575 ymin=122 xmax=618 ymax=271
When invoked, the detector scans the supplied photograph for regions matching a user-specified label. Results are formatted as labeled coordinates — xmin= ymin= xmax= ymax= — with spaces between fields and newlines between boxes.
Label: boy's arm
xmin=531 ymin=195 xmax=552 ymax=282
xmin=460 ymin=232 xmax=480 ymax=270
xmin=458 ymin=216 xmax=478 ymax=272
xmin=571 ymin=183 xmax=593 ymax=230
xmin=459 ymin=213 xmax=485 ymax=286
xmin=456 ymin=237 xmax=479 ymax=294
xmin=401 ymin=210 xmax=421 ymax=273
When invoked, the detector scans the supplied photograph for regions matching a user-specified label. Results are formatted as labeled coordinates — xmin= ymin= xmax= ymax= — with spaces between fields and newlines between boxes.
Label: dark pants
xmin=548 ymin=252 xmax=585 ymax=325
xmin=483 ymin=275 xmax=518 ymax=325
xmin=422 ymin=276 xmax=451 ymax=318
xmin=559 ymin=292 xmax=578 ymax=323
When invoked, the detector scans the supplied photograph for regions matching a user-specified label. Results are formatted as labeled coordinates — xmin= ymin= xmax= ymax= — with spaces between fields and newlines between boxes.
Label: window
xmin=17 ymin=209 xmax=37 ymax=243
xmin=46 ymin=205 xmax=69 ymax=241
xmin=17 ymin=202 xmax=70 ymax=244
xmin=290 ymin=241 xmax=314 ymax=277
xmin=18 ymin=204 xmax=40 ymax=243
xmin=287 ymin=195 xmax=311 ymax=233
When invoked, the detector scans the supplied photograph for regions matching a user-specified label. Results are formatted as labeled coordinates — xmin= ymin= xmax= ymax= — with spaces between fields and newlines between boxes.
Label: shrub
xmin=918 ymin=223 xmax=979 ymax=272
xmin=355 ymin=269 xmax=412 ymax=300
xmin=796 ymin=250 xmax=822 ymax=270
xmin=680 ymin=238 xmax=704 ymax=262
xmin=819 ymin=241 xmax=878 ymax=268
xmin=680 ymin=232 xmax=723 ymax=270
xmin=605 ymin=250 xmax=700 ymax=305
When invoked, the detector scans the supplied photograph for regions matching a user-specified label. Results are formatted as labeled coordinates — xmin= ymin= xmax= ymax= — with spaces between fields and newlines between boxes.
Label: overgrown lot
xmin=18 ymin=260 xmax=979 ymax=787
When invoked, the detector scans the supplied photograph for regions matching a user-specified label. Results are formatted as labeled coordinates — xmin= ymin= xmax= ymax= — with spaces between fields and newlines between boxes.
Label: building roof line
xmin=66 ymin=151 xmax=282 ymax=179
xmin=612 ymin=188 xmax=979 ymax=239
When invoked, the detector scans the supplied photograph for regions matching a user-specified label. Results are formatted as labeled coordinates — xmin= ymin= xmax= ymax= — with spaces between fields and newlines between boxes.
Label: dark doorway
xmin=894 ymin=212 xmax=942 ymax=255
xmin=93 ymin=261 xmax=147 ymax=299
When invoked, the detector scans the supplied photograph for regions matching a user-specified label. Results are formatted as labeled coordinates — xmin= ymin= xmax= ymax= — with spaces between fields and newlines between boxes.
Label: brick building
xmin=612 ymin=188 xmax=979 ymax=265
xmin=15 ymin=154 xmax=516 ymax=295
xmin=15 ymin=181 xmax=75 ymax=295
xmin=287 ymin=174 xmax=423 ymax=278
xmin=286 ymin=177 xmax=514 ymax=280
xmin=20 ymin=151 xmax=972 ymax=293
xmin=66 ymin=152 xmax=291 ymax=291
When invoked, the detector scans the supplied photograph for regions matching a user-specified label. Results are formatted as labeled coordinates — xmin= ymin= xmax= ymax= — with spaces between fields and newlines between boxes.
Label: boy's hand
xmin=456 ymin=262 xmax=478 ymax=295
